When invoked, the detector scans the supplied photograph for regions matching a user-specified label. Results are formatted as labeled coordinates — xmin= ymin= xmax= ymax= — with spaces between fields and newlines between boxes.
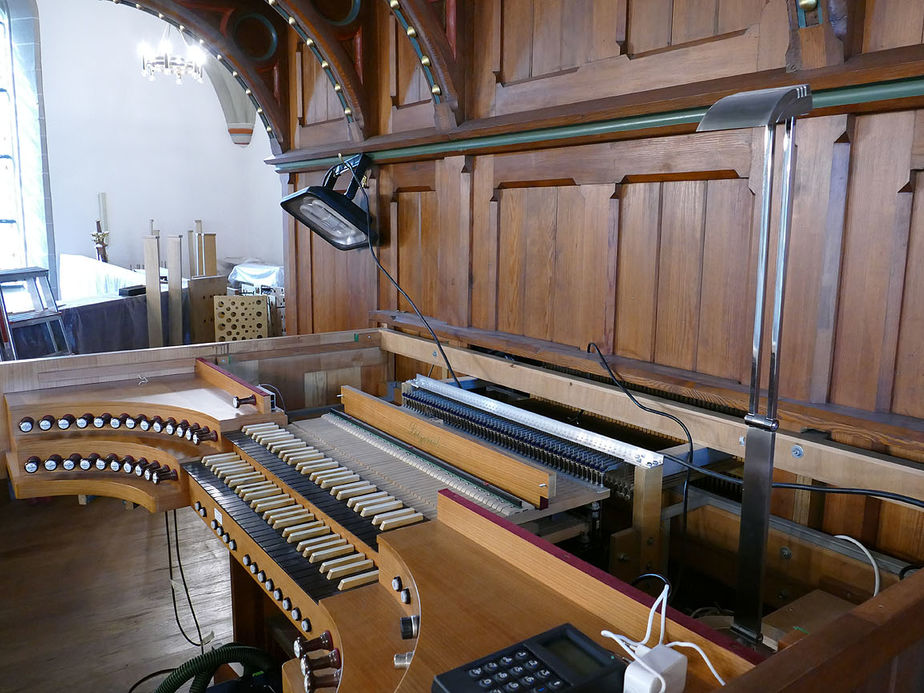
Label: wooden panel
xmin=627 ymin=0 xmax=673 ymax=54
xmin=590 ymin=0 xmax=626 ymax=61
xmin=654 ymin=180 xmax=706 ymax=370
xmin=672 ymin=0 xmax=717 ymax=45
xmin=470 ymin=156 xmax=498 ymax=330
xmin=531 ymin=0 xmax=563 ymax=76
xmin=614 ymin=183 xmax=661 ymax=361
xmin=863 ymin=0 xmax=924 ymax=52
xmin=435 ymin=157 xmax=472 ymax=327
xmin=696 ymin=179 xmax=752 ymax=381
xmin=891 ymin=171 xmax=924 ymax=418
xmin=716 ymin=0 xmax=764 ymax=34
xmin=434 ymin=492 xmax=756 ymax=682
xmin=496 ymin=187 xmax=528 ymax=335
xmin=830 ymin=112 xmax=915 ymax=411
xmin=778 ymin=116 xmax=850 ymax=403
xmin=501 ymin=0 xmax=534 ymax=82
xmin=340 ymin=386 xmax=554 ymax=506
xmin=522 ymin=187 xmax=556 ymax=341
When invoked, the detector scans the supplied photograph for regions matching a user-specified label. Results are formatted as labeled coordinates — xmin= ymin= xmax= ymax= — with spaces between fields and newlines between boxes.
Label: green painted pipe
xmin=274 ymin=76 xmax=924 ymax=173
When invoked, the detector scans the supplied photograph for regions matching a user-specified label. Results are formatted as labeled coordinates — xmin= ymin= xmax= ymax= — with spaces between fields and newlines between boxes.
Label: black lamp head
xmin=280 ymin=153 xmax=375 ymax=251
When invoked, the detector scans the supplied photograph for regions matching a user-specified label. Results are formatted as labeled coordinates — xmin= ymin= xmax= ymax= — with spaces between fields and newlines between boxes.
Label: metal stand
xmin=697 ymin=85 xmax=813 ymax=645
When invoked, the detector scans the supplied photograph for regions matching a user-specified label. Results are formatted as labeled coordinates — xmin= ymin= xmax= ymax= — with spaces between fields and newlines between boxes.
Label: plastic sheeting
xmin=228 ymin=262 xmax=284 ymax=289
xmin=58 ymin=253 xmax=144 ymax=303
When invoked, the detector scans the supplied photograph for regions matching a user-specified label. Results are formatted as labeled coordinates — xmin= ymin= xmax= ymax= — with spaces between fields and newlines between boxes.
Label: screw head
xmin=780 ymin=547 xmax=792 ymax=560
xmin=791 ymin=445 xmax=804 ymax=458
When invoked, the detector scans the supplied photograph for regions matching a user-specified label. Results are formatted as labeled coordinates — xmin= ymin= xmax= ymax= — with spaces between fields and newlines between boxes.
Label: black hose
xmin=153 ymin=644 xmax=276 ymax=693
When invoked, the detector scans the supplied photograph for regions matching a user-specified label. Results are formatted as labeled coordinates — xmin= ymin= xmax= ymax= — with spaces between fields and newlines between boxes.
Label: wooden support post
xmin=199 ymin=232 xmax=218 ymax=277
xmin=633 ymin=464 xmax=664 ymax=574
xmin=166 ymin=235 xmax=183 ymax=346
xmin=143 ymin=235 xmax=163 ymax=348
xmin=187 ymin=229 xmax=197 ymax=276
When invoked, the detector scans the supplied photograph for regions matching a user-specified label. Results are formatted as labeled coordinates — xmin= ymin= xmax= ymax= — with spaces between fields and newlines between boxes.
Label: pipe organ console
xmin=5 ymin=330 xmax=920 ymax=692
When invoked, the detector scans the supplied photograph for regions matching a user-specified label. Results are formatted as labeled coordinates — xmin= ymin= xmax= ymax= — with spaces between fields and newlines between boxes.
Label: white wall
xmin=37 ymin=0 xmax=284 ymax=272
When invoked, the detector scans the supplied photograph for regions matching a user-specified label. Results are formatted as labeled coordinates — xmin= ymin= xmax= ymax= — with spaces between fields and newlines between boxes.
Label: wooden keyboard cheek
xmin=186 ymin=478 xmax=338 ymax=642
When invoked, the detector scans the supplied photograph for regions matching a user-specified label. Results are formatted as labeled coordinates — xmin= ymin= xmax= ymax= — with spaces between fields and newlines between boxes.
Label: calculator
xmin=431 ymin=623 xmax=626 ymax=693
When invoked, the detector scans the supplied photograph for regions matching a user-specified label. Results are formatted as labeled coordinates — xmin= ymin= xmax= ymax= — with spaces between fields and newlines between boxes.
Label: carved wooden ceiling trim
xmin=386 ymin=0 xmax=463 ymax=127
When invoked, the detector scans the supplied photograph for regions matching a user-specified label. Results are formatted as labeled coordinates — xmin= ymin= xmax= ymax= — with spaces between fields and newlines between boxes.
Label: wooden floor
xmin=0 ymin=490 xmax=233 ymax=692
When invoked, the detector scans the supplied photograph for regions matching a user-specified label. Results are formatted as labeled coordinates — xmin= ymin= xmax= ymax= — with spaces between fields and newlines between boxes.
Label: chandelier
xmin=138 ymin=24 xmax=206 ymax=84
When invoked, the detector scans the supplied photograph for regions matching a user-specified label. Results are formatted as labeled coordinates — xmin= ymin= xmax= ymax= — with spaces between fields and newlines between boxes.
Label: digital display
xmin=543 ymin=635 xmax=602 ymax=678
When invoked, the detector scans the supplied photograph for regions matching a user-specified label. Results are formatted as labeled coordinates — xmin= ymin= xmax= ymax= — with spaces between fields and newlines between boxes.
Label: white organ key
xmin=347 ymin=491 xmax=388 ymax=509
xmin=378 ymin=511 xmax=424 ymax=531
xmin=236 ymin=480 xmax=275 ymax=494
xmin=310 ymin=467 xmax=349 ymax=482
xmin=326 ymin=559 xmax=374 ymax=580
xmin=307 ymin=543 xmax=353 ymax=563
xmin=372 ymin=507 xmax=416 ymax=527
xmin=252 ymin=495 xmax=290 ymax=512
xmin=283 ymin=451 xmax=321 ymax=465
xmin=336 ymin=484 xmax=377 ymax=500
xmin=353 ymin=494 xmax=394 ymax=512
xmin=202 ymin=453 xmax=241 ymax=465
xmin=338 ymin=570 xmax=379 ymax=591
xmin=273 ymin=512 xmax=315 ymax=530
xmin=359 ymin=500 xmax=403 ymax=517
xmin=281 ymin=520 xmax=322 ymax=538
xmin=253 ymin=432 xmax=290 ymax=445
xmin=298 ymin=460 xmax=337 ymax=473
xmin=214 ymin=463 xmax=251 ymax=478
xmin=241 ymin=422 xmax=278 ymax=434
xmin=319 ymin=474 xmax=360 ymax=489
xmin=330 ymin=481 xmax=371 ymax=496
xmin=262 ymin=505 xmax=301 ymax=522
xmin=270 ymin=440 xmax=307 ymax=454
xmin=226 ymin=472 xmax=262 ymax=487
xmin=320 ymin=553 xmax=365 ymax=574
xmin=298 ymin=535 xmax=344 ymax=554
xmin=210 ymin=459 xmax=248 ymax=472
xmin=287 ymin=525 xmax=329 ymax=542
xmin=242 ymin=487 xmax=279 ymax=502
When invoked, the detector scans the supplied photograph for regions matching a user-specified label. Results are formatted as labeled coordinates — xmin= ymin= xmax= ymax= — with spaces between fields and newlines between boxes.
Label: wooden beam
xmin=166 ymin=235 xmax=183 ymax=346
xmin=340 ymin=386 xmax=553 ymax=507
xmin=378 ymin=330 xmax=924 ymax=503
xmin=143 ymin=235 xmax=163 ymax=348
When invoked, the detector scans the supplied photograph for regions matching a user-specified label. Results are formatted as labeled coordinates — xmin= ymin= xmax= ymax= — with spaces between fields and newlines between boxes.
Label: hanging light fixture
xmin=138 ymin=23 xmax=205 ymax=84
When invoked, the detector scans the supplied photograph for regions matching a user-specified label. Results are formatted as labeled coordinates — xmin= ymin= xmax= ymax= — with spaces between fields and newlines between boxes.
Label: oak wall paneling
xmin=829 ymin=111 xmax=916 ymax=412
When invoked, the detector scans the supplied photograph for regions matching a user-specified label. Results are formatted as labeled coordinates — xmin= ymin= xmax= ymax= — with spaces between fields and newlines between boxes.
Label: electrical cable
xmin=602 ymin=583 xmax=726 ymax=690
xmin=587 ymin=342 xmax=694 ymax=599
xmin=258 ymin=382 xmax=286 ymax=412
xmin=128 ymin=668 xmax=174 ymax=693
xmin=164 ymin=513 xmax=204 ymax=651
xmin=834 ymin=534 xmax=880 ymax=596
xmin=173 ymin=509 xmax=205 ymax=653
xmin=339 ymin=154 xmax=462 ymax=388
xmin=631 ymin=573 xmax=672 ymax=593
xmin=586 ymin=345 xmax=924 ymax=510
xmin=899 ymin=564 xmax=920 ymax=580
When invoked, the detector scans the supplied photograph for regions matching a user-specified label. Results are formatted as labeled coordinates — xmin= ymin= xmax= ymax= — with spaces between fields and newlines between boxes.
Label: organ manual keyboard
xmin=5 ymin=328 xmax=918 ymax=691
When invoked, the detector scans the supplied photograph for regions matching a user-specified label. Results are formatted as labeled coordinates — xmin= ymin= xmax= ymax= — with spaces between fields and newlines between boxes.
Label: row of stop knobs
xmin=24 ymin=453 xmax=178 ymax=483
xmin=294 ymin=631 xmax=341 ymax=692
xmin=18 ymin=414 xmax=218 ymax=444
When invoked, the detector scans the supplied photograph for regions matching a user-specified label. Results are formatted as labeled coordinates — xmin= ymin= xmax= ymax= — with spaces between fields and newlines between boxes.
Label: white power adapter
xmin=623 ymin=644 xmax=688 ymax=693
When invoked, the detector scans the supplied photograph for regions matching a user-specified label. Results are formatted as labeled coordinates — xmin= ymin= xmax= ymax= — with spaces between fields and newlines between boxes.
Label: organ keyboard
xmin=1 ymin=332 xmax=765 ymax=691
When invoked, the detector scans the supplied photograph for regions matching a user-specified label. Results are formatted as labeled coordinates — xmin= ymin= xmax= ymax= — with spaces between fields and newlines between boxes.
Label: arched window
xmin=0 ymin=0 xmax=55 ymax=286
